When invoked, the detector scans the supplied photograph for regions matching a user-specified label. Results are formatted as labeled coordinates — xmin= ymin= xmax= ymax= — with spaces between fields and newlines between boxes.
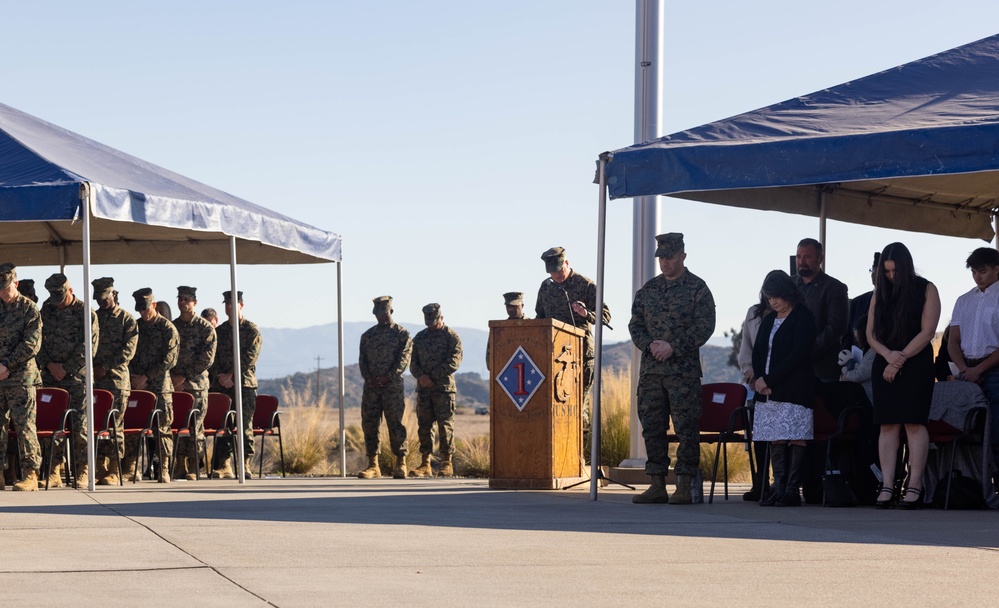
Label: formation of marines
xmin=0 ymin=262 xmax=263 ymax=491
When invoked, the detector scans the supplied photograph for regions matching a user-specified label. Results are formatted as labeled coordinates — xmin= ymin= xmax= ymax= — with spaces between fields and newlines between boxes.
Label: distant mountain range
xmin=256 ymin=323 xmax=742 ymax=408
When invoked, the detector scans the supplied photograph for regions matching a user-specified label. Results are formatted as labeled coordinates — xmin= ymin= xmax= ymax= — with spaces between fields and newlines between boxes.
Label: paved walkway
xmin=0 ymin=478 xmax=996 ymax=607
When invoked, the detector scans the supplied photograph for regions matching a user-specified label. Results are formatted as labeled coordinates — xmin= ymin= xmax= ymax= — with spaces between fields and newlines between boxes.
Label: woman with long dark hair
xmin=738 ymin=291 xmax=773 ymax=501
xmin=866 ymin=243 xmax=941 ymax=509
xmin=751 ymin=270 xmax=816 ymax=507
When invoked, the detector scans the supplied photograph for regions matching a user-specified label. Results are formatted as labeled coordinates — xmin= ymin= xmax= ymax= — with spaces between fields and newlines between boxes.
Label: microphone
xmin=547 ymin=278 xmax=614 ymax=331
xmin=547 ymin=278 xmax=576 ymax=330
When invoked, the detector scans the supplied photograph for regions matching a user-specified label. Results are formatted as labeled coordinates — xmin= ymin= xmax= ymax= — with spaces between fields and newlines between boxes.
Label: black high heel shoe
xmin=898 ymin=487 xmax=924 ymax=510
xmin=875 ymin=486 xmax=896 ymax=509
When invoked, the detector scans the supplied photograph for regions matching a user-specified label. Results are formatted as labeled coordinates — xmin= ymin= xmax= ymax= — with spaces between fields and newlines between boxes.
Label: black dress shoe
xmin=874 ymin=486 xmax=896 ymax=509
xmin=742 ymin=488 xmax=761 ymax=501
xmin=898 ymin=487 xmax=924 ymax=510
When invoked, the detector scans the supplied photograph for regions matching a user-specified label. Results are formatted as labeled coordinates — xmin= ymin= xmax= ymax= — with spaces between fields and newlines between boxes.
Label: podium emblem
xmin=497 ymin=346 xmax=545 ymax=411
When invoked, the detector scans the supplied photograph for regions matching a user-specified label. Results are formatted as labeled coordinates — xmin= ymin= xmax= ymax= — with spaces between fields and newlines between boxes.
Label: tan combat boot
xmin=13 ymin=470 xmax=39 ymax=491
xmin=245 ymin=458 xmax=253 ymax=479
xmin=75 ymin=464 xmax=89 ymax=488
xmin=357 ymin=456 xmax=381 ymax=479
xmin=174 ymin=453 xmax=188 ymax=480
xmin=158 ymin=458 xmax=171 ymax=483
xmin=0 ymin=468 xmax=5 ymax=490
xmin=632 ymin=474 xmax=670 ymax=504
xmin=98 ymin=457 xmax=120 ymax=486
xmin=669 ymin=474 xmax=693 ymax=505
xmin=212 ymin=457 xmax=236 ymax=480
xmin=95 ymin=456 xmax=108 ymax=482
xmin=437 ymin=456 xmax=453 ymax=478
xmin=409 ymin=454 xmax=433 ymax=478
xmin=122 ymin=454 xmax=139 ymax=482
xmin=392 ymin=455 xmax=407 ymax=479
xmin=47 ymin=463 xmax=64 ymax=488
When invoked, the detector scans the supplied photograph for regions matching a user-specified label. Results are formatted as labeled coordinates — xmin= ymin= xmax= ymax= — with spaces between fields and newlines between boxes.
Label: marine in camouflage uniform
xmin=171 ymin=286 xmax=217 ymax=480
xmin=129 ymin=288 xmax=180 ymax=483
xmin=629 ymin=233 xmax=716 ymax=505
xmin=485 ymin=292 xmax=524 ymax=373
xmin=410 ymin=303 xmax=463 ymax=477
xmin=213 ymin=290 xmax=262 ymax=479
xmin=535 ymin=247 xmax=611 ymax=440
xmin=92 ymin=277 xmax=138 ymax=485
xmin=0 ymin=263 xmax=44 ymax=491
xmin=38 ymin=274 xmax=99 ymax=483
xmin=357 ymin=296 xmax=412 ymax=479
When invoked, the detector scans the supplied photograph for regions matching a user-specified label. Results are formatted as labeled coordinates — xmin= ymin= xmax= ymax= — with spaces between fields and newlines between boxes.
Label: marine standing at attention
xmin=0 ymin=264 xmax=43 ymax=491
xmin=357 ymin=296 xmax=412 ymax=480
xmin=92 ymin=277 xmax=138 ymax=486
xmin=629 ymin=233 xmax=716 ymax=505
xmin=171 ymin=286 xmax=217 ymax=480
xmin=410 ymin=303 xmax=463 ymax=478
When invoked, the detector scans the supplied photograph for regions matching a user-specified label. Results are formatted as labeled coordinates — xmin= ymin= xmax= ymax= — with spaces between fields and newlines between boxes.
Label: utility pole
xmin=315 ymin=355 xmax=323 ymax=404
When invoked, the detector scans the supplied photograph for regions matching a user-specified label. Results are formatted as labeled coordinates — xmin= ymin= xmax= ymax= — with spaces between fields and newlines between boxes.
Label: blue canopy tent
xmin=0 ymin=101 xmax=345 ymax=488
xmin=586 ymin=34 xmax=999 ymax=497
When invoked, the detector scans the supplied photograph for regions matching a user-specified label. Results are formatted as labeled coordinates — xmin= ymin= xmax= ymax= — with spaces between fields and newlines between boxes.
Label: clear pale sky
xmin=3 ymin=2 xmax=997 ymax=354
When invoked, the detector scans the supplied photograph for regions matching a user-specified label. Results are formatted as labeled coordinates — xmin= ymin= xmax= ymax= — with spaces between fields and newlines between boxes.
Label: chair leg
xmin=944 ymin=439 xmax=959 ymax=511
xmin=722 ymin=440 xmax=730 ymax=500
xmin=709 ymin=442 xmax=722 ymax=504
xmin=278 ymin=431 xmax=285 ymax=478
xmin=258 ymin=435 xmax=265 ymax=479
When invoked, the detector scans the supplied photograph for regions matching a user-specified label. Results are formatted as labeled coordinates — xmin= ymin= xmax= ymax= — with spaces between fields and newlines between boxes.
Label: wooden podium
xmin=488 ymin=318 xmax=586 ymax=489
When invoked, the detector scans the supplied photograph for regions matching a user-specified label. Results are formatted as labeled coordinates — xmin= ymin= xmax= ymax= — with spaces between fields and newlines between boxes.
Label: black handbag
xmin=932 ymin=470 xmax=986 ymax=510
xmin=822 ymin=453 xmax=858 ymax=507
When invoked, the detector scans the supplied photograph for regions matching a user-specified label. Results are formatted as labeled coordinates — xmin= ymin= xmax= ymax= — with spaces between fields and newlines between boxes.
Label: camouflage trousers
xmin=581 ymin=358 xmax=594 ymax=434
xmin=175 ymin=388 xmax=207 ymax=465
xmin=44 ymin=375 xmax=88 ymax=466
xmin=95 ymin=386 xmax=129 ymax=460
xmin=637 ymin=374 xmax=701 ymax=477
xmin=361 ymin=384 xmax=407 ymax=458
xmin=415 ymin=390 xmax=455 ymax=457
xmin=214 ymin=386 xmax=256 ymax=464
xmin=123 ymin=391 xmax=173 ymax=471
xmin=0 ymin=386 xmax=41 ymax=474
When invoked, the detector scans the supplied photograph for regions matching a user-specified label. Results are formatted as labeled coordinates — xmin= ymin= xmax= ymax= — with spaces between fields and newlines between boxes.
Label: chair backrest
xmin=92 ymin=389 xmax=116 ymax=430
xmin=35 ymin=387 xmax=71 ymax=432
xmin=253 ymin=394 xmax=280 ymax=430
xmin=699 ymin=383 xmax=749 ymax=433
xmin=122 ymin=390 xmax=158 ymax=430
xmin=811 ymin=396 xmax=840 ymax=436
xmin=171 ymin=391 xmax=196 ymax=432
xmin=203 ymin=392 xmax=232 ymax=431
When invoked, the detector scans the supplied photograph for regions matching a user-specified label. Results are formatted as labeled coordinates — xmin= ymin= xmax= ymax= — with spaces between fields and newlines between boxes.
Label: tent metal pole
xmin=337 ymin=261 xmax=346 ymax=477
xmin=590 ymin=156 xmax=610 ymax=500
xmin=819 ymin=190 xmax=828 ymax=269
xmin=81 ymin=183 xmax=96 ymax=490
xmin=229 ymin=236 xmax=246 ymax=484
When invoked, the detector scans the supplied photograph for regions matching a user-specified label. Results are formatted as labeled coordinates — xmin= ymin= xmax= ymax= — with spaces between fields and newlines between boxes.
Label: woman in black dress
xmin=866 ymin=243 xmax=941 ymax=509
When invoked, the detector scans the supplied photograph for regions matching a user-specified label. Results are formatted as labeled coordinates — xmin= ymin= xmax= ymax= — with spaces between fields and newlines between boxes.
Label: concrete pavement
xmin=0 ymin=477 xmax=996 ymax=607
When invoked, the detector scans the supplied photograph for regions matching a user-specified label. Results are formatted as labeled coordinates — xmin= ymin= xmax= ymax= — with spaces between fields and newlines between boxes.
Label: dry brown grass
xmin=599 ymin=369 xmax=631 ymax=466
xmin=453 ymin=435 xmax=489 ymax=477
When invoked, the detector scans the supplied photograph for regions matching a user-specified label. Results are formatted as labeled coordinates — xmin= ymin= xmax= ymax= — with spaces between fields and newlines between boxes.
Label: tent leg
xmin=81 ymin=183 xmax=96 ymax=491
xmin=337 ymin=261 xmax=346 ymax=478
xmin=229 ymin=236 xmax=246 ymax=484
xmin=591 ymin=157 xmax=610 ymax=501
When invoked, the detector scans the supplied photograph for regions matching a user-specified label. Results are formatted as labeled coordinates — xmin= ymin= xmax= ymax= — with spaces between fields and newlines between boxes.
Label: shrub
xmin=599 ymin=369 xmax=631 ymax=466
xmin=453 ymin=435 xmax=489 ymax=477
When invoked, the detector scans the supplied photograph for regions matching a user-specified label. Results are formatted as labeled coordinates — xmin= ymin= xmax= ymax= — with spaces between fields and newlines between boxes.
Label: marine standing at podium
xmin=629 ymin=233 xmax=716 ymax=505
xmin=535 ymin=247 xmax=611 ymax=443
xmin=410 ymin=303 xmax=463 ymax=478
xmin=357 ymin=296 xmax=412 ymax=480
xmin=486 ymin=292 xmax=525 ymax=373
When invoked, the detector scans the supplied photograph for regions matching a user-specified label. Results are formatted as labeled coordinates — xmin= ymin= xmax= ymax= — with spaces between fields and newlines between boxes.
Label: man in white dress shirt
xmin=948 ymin=247 xmax=999 ymax=475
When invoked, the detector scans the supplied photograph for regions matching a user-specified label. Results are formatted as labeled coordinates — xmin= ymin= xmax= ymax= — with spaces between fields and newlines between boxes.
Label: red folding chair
xmin=170 ymin=391 xmax=201 ymax=480
xmin=203 ymin=392 xmax=234 ymax=474
xmin=35 ymin=387 xmax=73 ymax=490
xmin=696 ymin=383 xmax=753 ymax=503
xmin=253 ymin=394 xmax=285 ymax=478
xmin=121 ymin=390 xmax=162 ymax=484
xmin=91 ymin=389 xmax=122 ymax=486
